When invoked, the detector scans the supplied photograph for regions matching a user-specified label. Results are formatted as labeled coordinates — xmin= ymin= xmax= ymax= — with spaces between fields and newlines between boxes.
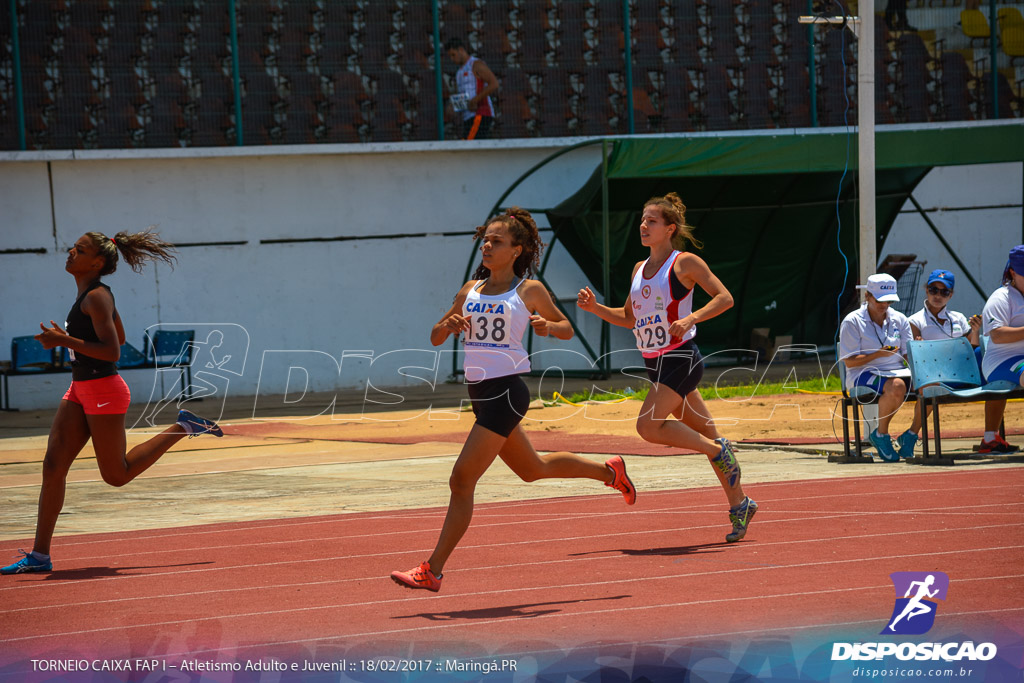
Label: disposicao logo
xmin=831 ymin=572 xmax=998 ymax=662
xmin=883 ymin=571 xmax=948 ymax=635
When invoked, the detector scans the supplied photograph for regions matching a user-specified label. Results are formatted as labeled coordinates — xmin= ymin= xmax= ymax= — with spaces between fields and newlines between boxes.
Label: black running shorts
xmin=643 ymin=339 xmax=704 ymax=398
xmin=466 ymin=373 xmax=530 ymax=437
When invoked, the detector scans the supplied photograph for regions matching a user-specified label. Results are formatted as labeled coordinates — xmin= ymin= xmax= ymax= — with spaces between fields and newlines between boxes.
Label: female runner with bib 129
xmin=390 ymin=208 xmax=636 ymax=593
xmin=577 ymin=192 xmax=757 ymax=543
xmin=1 ymin=229 xmax=223 ymax=575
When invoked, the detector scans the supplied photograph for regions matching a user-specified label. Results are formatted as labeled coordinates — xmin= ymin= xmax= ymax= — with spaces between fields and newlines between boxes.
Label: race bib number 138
xmin=464 ymin=302 xmax=511 ymax=349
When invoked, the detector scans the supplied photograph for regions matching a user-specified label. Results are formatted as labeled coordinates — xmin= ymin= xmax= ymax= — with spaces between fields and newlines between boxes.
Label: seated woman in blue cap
xmin=838 ymin=273 xmax=914 ymax=462
xmin=900 ymin=269 xmax=983 ymax=457
xmin=977 ymin=246 xmax=1024 ymax=454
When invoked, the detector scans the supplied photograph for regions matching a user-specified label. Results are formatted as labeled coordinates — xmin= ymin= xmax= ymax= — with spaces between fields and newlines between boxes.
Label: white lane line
xmin=3 ymin=469 xmax=1019 ymax=551
xmin=2 ymin=545 xmax=1021 ymax=644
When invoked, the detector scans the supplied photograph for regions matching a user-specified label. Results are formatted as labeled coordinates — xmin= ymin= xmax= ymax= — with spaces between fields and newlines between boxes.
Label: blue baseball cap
xmin=1004 ymin=245 xmax=1024 ymax=282
xmin=926 ymin=269 xmax=954 ymax=289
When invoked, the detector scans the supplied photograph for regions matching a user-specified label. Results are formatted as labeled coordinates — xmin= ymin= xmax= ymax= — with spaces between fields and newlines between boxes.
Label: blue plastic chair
xmin=118 ymin=341 xmax=150 ymax=369
xmin=145 ymin=329 xmax=195 ymax=399
xmin=908 ymin=337 xmax=984 ymax=396
xmin=11 ymin=336 xmax=55 ymax=372
xmin=1 ymin=336 xmax=62 ymax=410
xmin=907 ymin=337 xmax=1024 ymax=463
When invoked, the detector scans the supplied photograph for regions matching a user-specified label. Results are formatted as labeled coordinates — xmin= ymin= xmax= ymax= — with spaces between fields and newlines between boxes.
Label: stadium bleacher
xmin=1 ymin=0 xmax=1021 ymax=149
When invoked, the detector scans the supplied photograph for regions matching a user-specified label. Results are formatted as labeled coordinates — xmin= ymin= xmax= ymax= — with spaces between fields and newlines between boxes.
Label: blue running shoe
xmin=1 ymin=549 xmax=52 ymax=575
xmin=896 ymin=430 xmax=918 ymax=459
xmin=726 ymin=497 xmax=757 ymax=543
xmin=711 ymin=438 xmax=741 ymax=488
xmin=176 ymin=409 xmax=223 ymax=438
xmin=869 ymin=429 xmax=900 ymax=462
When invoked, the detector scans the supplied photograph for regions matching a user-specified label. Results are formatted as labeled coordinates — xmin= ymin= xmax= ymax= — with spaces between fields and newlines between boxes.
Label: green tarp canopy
xmin=544 ymin=123 xmax=1024 ymax=355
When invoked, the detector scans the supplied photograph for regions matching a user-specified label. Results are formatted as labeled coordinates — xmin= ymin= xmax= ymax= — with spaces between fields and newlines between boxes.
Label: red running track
xmin=1 ymin=468 xmax=1023 ymax=675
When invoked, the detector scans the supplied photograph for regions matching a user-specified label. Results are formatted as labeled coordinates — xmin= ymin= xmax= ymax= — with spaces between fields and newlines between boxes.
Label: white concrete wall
xmin=0 ymin=139 xmax=616 ymax=412
xmin=882 ymin=162 xmax=1024 ymax=319
xmin=1 ymin=138 xmax=1021 ymax=412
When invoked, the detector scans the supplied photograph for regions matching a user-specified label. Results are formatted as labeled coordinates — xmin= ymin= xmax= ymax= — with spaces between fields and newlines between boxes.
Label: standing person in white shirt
xmin=978 ymin=246 xmax=1024 ymax=454
xmin=838 ymin=274 xmax=914 ymax=462
xmin=445 ymin=37 xmax=498 ymax=140
xmin=901 ymin=269 xmax=982 ymax=457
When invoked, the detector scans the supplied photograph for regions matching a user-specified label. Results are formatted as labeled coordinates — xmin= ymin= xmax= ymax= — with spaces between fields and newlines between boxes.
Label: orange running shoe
xmin=390 ymin=561 xmax=442 ymax=592
xmin=978 ymin=434 xmax=1018 ymax=454
xmin=605 ymin=455 xmax=636 ymax=505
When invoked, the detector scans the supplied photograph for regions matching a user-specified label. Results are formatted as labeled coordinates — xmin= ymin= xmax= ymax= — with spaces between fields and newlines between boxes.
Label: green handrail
xmin=229 ymin=0 xmax=243 ymax=146
xmin=807 ymin=0 xmax=818 ymax=128
xmin=600 ymin=139 xmax=611 ymax=375
xmin=433 ymin=1 xmax=444 ymax=140
xmin=9 ymin=0 xmax=25 ymax=149
xmin=623 ymin=0 xmax=634 ymax=135
xmin=990 ymin=0 xmax=998 ymax=119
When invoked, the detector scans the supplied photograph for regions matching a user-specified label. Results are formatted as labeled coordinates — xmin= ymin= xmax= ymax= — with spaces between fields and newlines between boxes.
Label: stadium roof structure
xmin=462 ymin=121 xmax=1024 ymax=374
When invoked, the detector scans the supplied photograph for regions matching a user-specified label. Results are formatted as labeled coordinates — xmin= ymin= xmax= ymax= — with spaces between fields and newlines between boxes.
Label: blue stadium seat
xmin=146 ymin=329 xmax=196 ymax=400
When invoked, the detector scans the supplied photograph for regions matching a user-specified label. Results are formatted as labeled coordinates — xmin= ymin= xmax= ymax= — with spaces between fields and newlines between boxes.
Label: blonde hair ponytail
xmin=644 ymin=192 xmax=702 ymax=251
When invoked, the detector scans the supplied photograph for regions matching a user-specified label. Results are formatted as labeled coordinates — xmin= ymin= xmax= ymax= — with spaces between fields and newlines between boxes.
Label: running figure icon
xmin=887 ymin=574 xmax=939 ymax=632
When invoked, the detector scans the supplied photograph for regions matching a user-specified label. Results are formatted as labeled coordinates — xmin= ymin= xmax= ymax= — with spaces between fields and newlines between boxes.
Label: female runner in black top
xmin=2 ymin=229 xmax=223 ymax=575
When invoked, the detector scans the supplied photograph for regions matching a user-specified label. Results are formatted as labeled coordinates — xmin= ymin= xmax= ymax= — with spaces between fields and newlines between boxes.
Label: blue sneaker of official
xmin=1 ymin=549 xmax=52 ymax=575
xmin=176 ymin=409 xmax=223 ymax=438
xmin=726 ymin=497 xmax=758 ymax=543
xmin=869 ymin=429 xmax=900 ymax=462
xmin=896 ymin=430 xmax=918 ymax=459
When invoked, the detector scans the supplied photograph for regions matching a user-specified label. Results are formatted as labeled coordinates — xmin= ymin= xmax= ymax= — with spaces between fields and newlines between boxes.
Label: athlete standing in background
xmin=445 ymin=37 xmax=498 ymax=140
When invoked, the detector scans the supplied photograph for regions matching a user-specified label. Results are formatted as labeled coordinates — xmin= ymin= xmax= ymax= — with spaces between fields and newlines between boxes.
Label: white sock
xmin=177 ymin=418 xmax=199 ymax=435
xmin=984 ymin=431 xmax=997 ymax=442
xmin=30 ymin=551 xmax=50 ymax=561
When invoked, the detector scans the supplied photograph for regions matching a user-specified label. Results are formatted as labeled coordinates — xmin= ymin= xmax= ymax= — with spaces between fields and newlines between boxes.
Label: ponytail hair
xmin=87 ymin=227 xmax=178 ymax=276
xmin=472 ymin=207 xmax=545 ymax=280
xmin=643 ymin=192 xmax=702 ymax=251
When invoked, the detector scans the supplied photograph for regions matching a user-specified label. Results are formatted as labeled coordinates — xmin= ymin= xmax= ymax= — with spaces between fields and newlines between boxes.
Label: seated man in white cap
xmin=838 ymin=273 xmax=914 ymax=462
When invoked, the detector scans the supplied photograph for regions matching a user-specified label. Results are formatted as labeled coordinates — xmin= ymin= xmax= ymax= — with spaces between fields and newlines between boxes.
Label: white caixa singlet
xmin=630 ymin=251 xmax=695 ymax=358
xmin=454 ymin=56 xmax=493 ymax=120
xmin=462 ymin=278 xmax=531 ymax=382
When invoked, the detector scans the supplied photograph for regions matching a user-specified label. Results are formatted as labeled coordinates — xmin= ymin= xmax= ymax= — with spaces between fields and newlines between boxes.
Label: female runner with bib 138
xmin=390 ymin=208 xmax=636 ymax=593
xmin=2 ymin=229 xmax=223 ymax=575
xmin=577 ymin=192 xmax=757 ymax=543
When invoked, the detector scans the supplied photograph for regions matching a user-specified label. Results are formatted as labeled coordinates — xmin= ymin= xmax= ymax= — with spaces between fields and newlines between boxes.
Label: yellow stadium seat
xmin=1002 ymin=26 xmax=1024 ymax=65
xmin=997 ymin=8 xmax=1024 ymax=30
xmin=961 ymin=9 xmax=990 ymax=46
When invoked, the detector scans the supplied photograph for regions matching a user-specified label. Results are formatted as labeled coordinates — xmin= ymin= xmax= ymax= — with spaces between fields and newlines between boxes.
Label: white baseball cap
xmin=856 ymin=273 xmax=899 ymax=302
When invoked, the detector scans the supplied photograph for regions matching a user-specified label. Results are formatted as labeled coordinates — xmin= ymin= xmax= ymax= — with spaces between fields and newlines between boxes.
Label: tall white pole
xmin=857 ymin=0 xmax=876 ymax=284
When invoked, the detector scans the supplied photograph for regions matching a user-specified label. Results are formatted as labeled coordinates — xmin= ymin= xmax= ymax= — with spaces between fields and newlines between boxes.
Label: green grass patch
xmin=555 ymin=374 xmax=842 ymax=405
